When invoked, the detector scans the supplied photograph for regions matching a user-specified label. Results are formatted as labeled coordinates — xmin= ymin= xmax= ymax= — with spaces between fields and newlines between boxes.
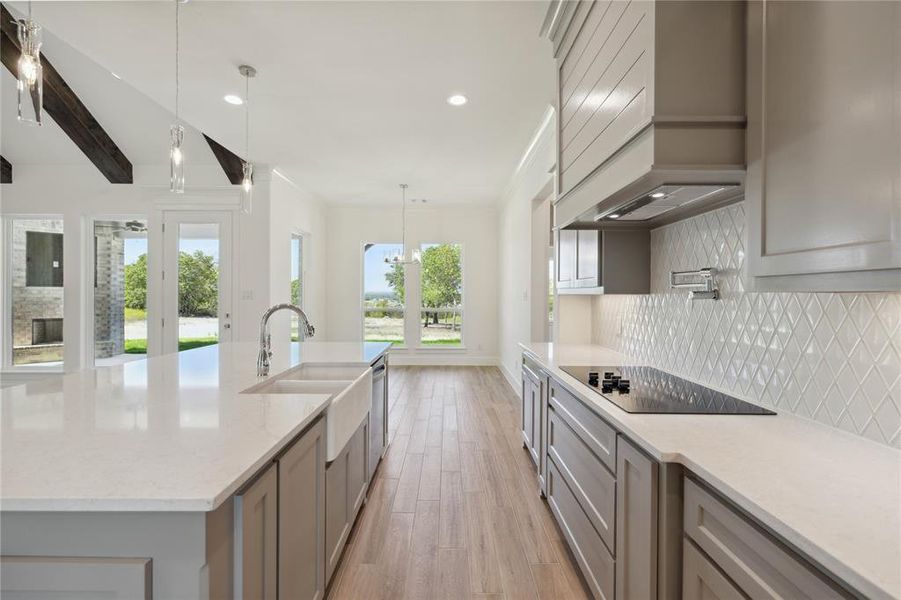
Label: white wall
xmin=496 ymin=106 xmax=556 ymax=387
xmin=324 ymin=204 xmax=498 ymax=365
xmin=265 ymin=171 xmax=328 ymax=346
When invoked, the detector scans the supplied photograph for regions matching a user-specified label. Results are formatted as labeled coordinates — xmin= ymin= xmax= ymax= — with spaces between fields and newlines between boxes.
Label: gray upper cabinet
xmin=556 ymin=228 xmax=649 ymax=294
xmin=746 ymin=0 xmax=901 ymax=291
xmin=278 ymin=418 xmax=326 ymax=600
xmin=547 ymin=0 xmax=746 ymax=229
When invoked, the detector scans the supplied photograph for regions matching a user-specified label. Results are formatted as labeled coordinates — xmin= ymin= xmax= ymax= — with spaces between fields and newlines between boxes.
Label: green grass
xmin=124 ymin=307 xmax=147 ymax=322
xmin=124 ymin=337 xmax=218 ymax=354
xmin=363 ymin=338 xmax=461 ymax=346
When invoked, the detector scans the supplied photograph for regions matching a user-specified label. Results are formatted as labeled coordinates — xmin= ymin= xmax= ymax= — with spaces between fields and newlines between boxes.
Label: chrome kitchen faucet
xmin=257 ymin=303 xmax=315 ymax=376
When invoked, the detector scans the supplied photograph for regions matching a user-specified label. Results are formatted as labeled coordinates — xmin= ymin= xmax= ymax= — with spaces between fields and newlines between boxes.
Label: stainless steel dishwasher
xmin=368 ymin=356 xmax=388 ymax=481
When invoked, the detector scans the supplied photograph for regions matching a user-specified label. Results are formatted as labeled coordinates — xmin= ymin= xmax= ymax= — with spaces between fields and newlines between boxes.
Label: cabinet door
xmin=235 ymin=463 xmax=278 ymax=600
xmin=279 ymin=418 xmax=326 ymax=600
xmin=556 ymin=229 xmax=577 ymax=288
xmin=348 ymin=419 xmax=369 ymax=520
xmin=521 ymin=368 xmax=535 ymax=452
xmin=746 ymin=0 xmax=901 ymax=288
xmin=615 ymin=436 xmax=658 ymax=600
xmin=325 ymin=446 xmax=349 ymax=583
xmin=574 ymin=230 xmax=600 ymax=288
xmin=682 ymin=540 xmax=745 ymax=600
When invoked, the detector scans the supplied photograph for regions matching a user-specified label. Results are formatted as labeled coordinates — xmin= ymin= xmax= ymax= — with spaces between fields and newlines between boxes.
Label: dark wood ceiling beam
xmin=1 ymin=155 xmax=11 ymax=184
xmin=203 ymin=134 xmax=245 ymax=185
xmin=0 ymin=4 xmax=133 ymax=183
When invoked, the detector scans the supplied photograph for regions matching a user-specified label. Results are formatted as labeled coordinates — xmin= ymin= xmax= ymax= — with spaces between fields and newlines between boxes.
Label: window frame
xmin=361 ymin=241 xmax=406 ymax=348
xmin=416 ymin=242 xmax=465 ymax=349
xmin=2 ymin=214 xmax=67 ymax=372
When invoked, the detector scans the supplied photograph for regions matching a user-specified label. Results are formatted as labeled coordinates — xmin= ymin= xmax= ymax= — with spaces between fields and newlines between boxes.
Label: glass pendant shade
xmin=384 ymin=183 xmax=421 ymax=265
xmin=169 ymin=124 xmax=185 ymax=193
xmin=240 ymin=162 xmax=254 ymax=214
xmin=16 ymin=19 xmax=43 ymax=125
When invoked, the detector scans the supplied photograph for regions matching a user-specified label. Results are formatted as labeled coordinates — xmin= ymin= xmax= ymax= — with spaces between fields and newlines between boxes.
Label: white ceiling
xmin=5 ymin=1 xmax=555 ymax=204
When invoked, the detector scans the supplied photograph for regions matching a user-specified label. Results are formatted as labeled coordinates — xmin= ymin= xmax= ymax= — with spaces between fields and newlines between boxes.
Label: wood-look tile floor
xmin=328 ymin=366 xmax=591 ymax=600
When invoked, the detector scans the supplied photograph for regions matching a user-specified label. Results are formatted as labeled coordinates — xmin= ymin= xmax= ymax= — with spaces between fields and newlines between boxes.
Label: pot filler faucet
xmin=257 ymin=303 xmax=316 ymax=376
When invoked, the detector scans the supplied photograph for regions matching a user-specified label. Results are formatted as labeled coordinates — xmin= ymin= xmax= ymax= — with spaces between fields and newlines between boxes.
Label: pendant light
xmin=238 ymin=64 xmax=257 ymax=214
xmin=169 ymin=0 xmax=185 ymax=193
xmin=16 ymin=1 xmax=43 ymax=125
xmin=385 ymin=184 xmax=422 ymax=265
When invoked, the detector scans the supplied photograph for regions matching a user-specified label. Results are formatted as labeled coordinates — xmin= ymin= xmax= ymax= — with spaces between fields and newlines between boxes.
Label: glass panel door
xmin=162 ymin=212 xmax=232 ymax=354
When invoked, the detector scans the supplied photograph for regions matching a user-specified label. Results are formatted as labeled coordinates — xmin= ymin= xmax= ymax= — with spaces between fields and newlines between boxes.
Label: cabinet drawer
xmin=549 ymin=382 xmax=617 ymax=474
xmin=682 ymin=539 xmax=746 ymax=600
xmin=547 ymin=459 xmax=615 ymax=600
xmin=683 ymin=478 xmax=849 ymax=599
xmin=548 ymin=404 xmax=616 ymax=554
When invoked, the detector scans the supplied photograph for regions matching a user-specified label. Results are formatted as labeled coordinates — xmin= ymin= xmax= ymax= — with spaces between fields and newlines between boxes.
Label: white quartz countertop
xmin=0 ymin=341 xmax=390 ymax=513
xmin=521 ymin=343 xmax=901 ymax=600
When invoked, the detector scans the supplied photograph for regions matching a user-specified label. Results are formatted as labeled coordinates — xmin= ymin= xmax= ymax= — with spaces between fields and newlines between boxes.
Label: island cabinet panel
xmin=746 ymin=0 xmax=901 ymax=290
xmin=681 ymin=540 xmax=745 ymax=600
xmin=325 ymin=417 xmax=369 ymax=584
xmin=615 ymin=436 xmax=658 ymax=600
xmin=234 ymin=463 xmax=278 ymax=600
xmin=547 ymin=459 xmax=616 ymax=600
xmin=0 ymin=556 xmax=151 ymax=599
xmin=683 ymin=478 xmax=850 ymax=599
xmin=278 ymin=417 xmax=326 ymax=600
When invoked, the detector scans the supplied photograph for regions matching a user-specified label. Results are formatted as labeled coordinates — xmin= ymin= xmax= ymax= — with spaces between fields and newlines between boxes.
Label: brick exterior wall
xmin=11 ymin=219 xmax=65 ymax=365
xmin=11 ymin=219 xmax=127 ymax=364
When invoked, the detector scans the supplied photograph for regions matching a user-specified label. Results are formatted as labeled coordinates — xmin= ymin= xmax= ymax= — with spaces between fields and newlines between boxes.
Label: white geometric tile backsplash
xmin=591 ymin=202 xmax=901 ymax=448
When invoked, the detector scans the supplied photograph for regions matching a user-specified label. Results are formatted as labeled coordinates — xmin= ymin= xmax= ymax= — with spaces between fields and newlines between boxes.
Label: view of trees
xmin=386 ymin=243 xmax=462 ymax=325
xmin=124 ymin=251 xmax=218 ymax=316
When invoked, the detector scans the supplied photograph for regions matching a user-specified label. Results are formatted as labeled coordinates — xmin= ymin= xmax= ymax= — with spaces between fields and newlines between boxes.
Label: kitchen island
xmin=0 ymin=341 xmax=391 ymax=599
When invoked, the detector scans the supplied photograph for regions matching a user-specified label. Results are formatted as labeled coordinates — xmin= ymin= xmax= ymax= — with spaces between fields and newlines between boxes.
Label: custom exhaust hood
xmin=590 ymin=184 xmax=741 ymax=224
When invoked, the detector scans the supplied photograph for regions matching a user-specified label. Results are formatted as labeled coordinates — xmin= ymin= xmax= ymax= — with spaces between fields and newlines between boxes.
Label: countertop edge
xmin=519 ymin=342 xmax=900 ymax=600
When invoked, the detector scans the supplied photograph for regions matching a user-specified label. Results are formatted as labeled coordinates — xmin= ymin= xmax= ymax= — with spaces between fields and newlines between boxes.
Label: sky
xmin=364 ymin=243 xmax=402 ymax=295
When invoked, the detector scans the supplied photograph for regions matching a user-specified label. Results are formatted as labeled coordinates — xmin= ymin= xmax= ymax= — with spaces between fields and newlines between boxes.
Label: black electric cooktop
xmin=559 ymin=365 xmax=775 ymax=415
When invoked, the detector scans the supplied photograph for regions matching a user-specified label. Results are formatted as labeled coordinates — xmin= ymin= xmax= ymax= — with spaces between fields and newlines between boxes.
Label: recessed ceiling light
xmin=111 ymin=72 xmax=122 ymax=80
xmin=447 ymin=94 xmax=468 ymax=106
xmin=650 ymin=192 xmax=666 ymax=199
xmin=224 ymin=94 xmax=244 ymax=105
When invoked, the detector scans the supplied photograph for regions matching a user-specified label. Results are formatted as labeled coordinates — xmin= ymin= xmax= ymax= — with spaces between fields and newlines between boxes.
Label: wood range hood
xmin=547 ymin=0 xmax=748 ymax=230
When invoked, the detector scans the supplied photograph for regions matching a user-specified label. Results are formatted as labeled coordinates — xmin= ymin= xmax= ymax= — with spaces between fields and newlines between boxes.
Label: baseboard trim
xmin=500 ymin=362 xmax=519 ymax=393
xmin=389 ymin=354 xmax=500 ymax=367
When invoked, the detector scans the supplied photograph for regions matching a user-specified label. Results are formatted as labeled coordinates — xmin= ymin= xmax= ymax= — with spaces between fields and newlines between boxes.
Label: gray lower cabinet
xmin=682 ymin=539 xmax=745 ymax=600
xmin=683 ymin=478 xmax=849 ymax=599
xmin=325 ymin=417 xmax=369 ymax=584
xmin=547 ymin=459 xmax=616 ymax=600
xmin=278 ymin=417 xmax=326 ymax=600
xmin=235 ymin=463 xmax=279 ymax=600
xmin=615 ymin=436 xmax=658 ymax=600
xmin=521 ymin=362 xmax=540 ymax=465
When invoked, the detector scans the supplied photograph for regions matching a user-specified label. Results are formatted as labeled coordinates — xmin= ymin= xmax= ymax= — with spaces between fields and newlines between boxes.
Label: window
xmin=419 ymin=243 xmax=463 ymax=346
xmin=10 ymin=218 xmax=65 ymax=366
xmin=94 ymin=219 xmax=148 ymax=366
xmin=291 ymin=233 xmax=304 ymax=341
xmin=363 ymin=243 xmax=404 ymax=345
